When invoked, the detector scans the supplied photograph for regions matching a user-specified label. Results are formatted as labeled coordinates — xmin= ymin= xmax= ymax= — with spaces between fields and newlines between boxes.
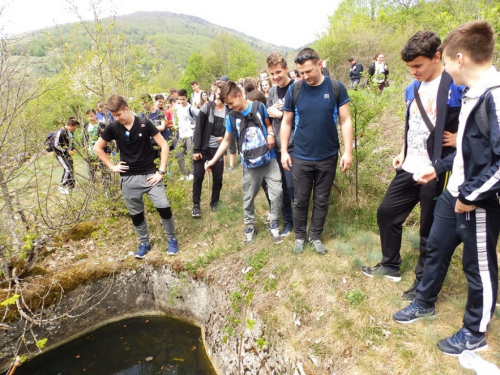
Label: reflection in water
xmin=17 ymin=316 xmax=216 ymax=375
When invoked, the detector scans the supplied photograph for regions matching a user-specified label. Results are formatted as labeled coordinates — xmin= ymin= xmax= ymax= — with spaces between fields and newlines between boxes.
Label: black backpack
xmin=473 ymin=86 xmax=500 ymax=140
xmin=44 ymin=131 xmax=57 ymax=152
xmin=229 ymin=102 xmax=271 ymax=168
xmin=292 ymin=78 xmax=340 ymax=106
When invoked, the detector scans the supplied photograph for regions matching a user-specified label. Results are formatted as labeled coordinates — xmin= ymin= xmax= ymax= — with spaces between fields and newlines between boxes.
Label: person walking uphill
xmin=281 ymin=48 xmax=353 ymax=255
xmin=205 ymin=81 xmax=283 ymax=245
xmin=94 ymin=94 xmax=178 ymax=259
xmin=53 ymin=116 xmax=80 ymax=195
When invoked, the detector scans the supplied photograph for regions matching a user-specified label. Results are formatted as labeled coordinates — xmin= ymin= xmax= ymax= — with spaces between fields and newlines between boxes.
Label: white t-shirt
xmin=402 ymin=75 xmax=441 ymax=174
xmin=191 ymin=91 xmax=201 ymax=108
xmin=175 ymin=104 xmax=195 ymax=139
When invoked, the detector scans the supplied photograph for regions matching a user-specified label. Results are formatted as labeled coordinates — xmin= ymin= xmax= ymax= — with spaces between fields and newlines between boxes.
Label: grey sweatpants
xmin=175 ymin=136 xmax=193 ymax=175
xmin=242 ymin=158 xmax=282 ymax=225
xmin=121 ymin=174 xmax=176 ymax=244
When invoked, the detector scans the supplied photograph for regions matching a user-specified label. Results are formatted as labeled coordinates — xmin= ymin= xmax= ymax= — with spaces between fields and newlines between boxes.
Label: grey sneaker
xmin=310 ymin=239 xmax=327 ymax=255
xmin=269 ymin=222 xmax=283 ymax=244
xmin=361 ymin=263 xmax=401 ymax=282
xmin=192 ymin=204 xmax=201 ymax=218
xmin=244 ymin=225 xmax=256 ymax=244
xmin=292 ymin=239 xmax=305 ymax=254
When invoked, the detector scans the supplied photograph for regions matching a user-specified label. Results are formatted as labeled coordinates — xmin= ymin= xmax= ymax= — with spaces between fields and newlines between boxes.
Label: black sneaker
xmin=281 ymin=221 xmax=293 ymax=238
xmin=437 ymin=327 xmax=487 ymax=356
xmin=402 ymin=279 xmax=419 ymax=301
xmin=393 ymin=300 xmax=435 ymax=324
xmin=192 ymin=204 xmax=201 ymax=218
xmin=210 ymin=202 xmax=219 ymax=210
xmin=361 ymin=263 xmax=401 ymax=282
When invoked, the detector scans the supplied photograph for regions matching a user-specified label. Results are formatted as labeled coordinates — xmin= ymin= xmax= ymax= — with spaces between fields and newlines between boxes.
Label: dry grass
xmin=5 ymin=95 xmax=500 ymax=374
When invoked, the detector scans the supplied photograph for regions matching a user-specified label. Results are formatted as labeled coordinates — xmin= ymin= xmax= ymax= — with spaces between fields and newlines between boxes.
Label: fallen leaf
xmin=172 ymin=358 xmax=185 ymax=362
xmin=146 ymin=356 xmax=153 ymax=361
xmin=76 ymin=355 xmax=80 ymax=359
xmin=191 ymin=346 xmax=196 ymax=351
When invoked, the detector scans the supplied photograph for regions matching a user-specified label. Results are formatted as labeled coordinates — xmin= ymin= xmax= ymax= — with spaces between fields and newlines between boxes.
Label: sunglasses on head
xmin=294 ymin=54 xmax=316 ymax=64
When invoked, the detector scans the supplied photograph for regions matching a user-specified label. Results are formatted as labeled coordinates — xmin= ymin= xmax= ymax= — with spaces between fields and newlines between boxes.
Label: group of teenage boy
xmin=52 ymin=20 xmax=500 ymax=356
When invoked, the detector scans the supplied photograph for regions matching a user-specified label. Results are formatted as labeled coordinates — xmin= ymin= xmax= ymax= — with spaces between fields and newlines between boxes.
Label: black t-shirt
xmin=277 ymin=79 xmax=295 ymax=100
xmin=101 ymin=116 xmax=159 ymax=176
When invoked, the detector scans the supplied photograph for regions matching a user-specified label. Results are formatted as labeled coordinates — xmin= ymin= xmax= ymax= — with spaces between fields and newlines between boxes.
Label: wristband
xmin=158 ymin=169 xmax=166 ymax=175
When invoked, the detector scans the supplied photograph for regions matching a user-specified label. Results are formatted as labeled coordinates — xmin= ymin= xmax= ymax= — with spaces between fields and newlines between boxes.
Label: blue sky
xmin=0 ymin=0 xmax=340 ymax=49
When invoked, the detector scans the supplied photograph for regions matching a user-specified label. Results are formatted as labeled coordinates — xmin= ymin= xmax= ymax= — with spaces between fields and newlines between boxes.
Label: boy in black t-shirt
xmin=94 ymin=94 xmax=178 ymax=258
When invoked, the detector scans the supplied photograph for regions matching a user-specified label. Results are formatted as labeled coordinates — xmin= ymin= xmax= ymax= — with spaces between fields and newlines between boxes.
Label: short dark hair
xmin=218 ymin=81 xmax=241 ymax=104
xmin=190 ymin=81 xmax=198 ymax=86
xmin=106 ymin=94 xmax=128 ymax=112
xmin=169 ymin=88 xmax=178 ymax=94
xmin=438 ymin=21 xmax=494 ymax=64
xmin=266 ymin=52 xmax=288 ymax=69
xmin=67 ymin=116 xmax=80 ymax=126
xmin=348 ymin=57 xmax=355 ymax=62
xmin=247 ymin=90 xmax=266 ymax=105
xmin=85 ymin=109 xmax=96 ymax=115
xmin=178 ymin=89 xmax=188 ymax=98
xmin=294 ymin=48 xmax=320 ymax=65
xmin=141 ymin=93 xmax=153 ymax=104
xmin=243 ymin=77 xmax=257 ymax=95
xmin=401 ymin=31 xmax=441 ymax=62
xmin=154 ymin=94 xmax=165 ymax=101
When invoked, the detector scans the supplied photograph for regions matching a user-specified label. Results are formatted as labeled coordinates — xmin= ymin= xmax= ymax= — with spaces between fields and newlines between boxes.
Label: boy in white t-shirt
xmin=361 ymin=31 xmax=463 ymax=301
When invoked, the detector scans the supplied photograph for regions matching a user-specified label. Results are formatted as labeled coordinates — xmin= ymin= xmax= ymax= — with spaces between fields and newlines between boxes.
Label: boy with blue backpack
xmin=205 ymin=81 xmax=283 ymax=244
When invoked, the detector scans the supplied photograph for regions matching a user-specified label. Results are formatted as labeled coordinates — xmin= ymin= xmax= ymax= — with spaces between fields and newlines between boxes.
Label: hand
xmin=146 ymin=171 xmax=163 ymax=186
xmin=392 ymin=152 xmax=404 ymax=169
xmin=412 ymin=166 xmax=436 ymax=185
xmin=443 ymin=131 xmax=457 ymax=148
xmin=455 ymin=200 xmax=476 ymax=213
xmin=267 ymin=135 xmax=275 ymax=150
xmin=193 ymin=153 xmax=202 ymax=161
xmin=216 ymin=137 xmax=223 ymax=144
xmin=205 ymin=160 xmax=214 ymax=172
xmin=267 ymin=104 xmax=283 ymax=118
xmin=339 ymin=152 xmax=352 ymax=172
xmin=112 ymin=161 xmax=129 ymax=173
xmin=281 ymin=152 xmax=292 ymax=171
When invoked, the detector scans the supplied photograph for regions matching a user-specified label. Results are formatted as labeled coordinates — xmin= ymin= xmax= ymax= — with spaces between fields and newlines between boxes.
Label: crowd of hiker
xmin=46 ymin=21 xmax=500 ymax=357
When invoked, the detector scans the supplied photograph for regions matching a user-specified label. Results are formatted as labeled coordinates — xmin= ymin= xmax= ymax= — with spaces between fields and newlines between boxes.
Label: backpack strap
xmin=474 ymin=85 xmax=500 ymax=140
xmin=292 ymin=78 xmax=340 ymax=107
xmin=413 ymin=83 xmax=435 ymax=133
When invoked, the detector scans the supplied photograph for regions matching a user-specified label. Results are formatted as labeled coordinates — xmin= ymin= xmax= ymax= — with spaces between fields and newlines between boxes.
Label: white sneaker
xmin=179 ymin=176 xmax=185 ymax=181
xmin=58 ymin=186 xmax=70 ymax=195
xmin=187 ymin=174 xmax=194 ymax=181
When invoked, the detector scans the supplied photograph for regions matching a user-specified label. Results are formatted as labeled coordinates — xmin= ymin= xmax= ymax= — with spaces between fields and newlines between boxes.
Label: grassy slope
xmin=10 ymin=103 xmax=500 ymax=374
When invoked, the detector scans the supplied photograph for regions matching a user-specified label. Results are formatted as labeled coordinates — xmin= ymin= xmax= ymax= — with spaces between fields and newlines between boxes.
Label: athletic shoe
xmin=269 ymin=222 xmax=283 ymax=244
xmin=402 ymin=279 xmax=419 ymax=301
xmin=58 ymin=186 xmax=70 ymax=195
xmin=361 ymin=263 xmax=401 ymax=282
xmin=244 ymin=225 xmax=256 ymax=244
xmin=228 ymin=166 xmax=234 ymax=172
xmin=192 ymin=204 xmax=201 ymax=218
xmin=179 ymin=176 xmax=185 ymax=181
xmin=210 ymin=202 xmax=219 ymax=210
xmin=437 ymin=327 xmax=487 ymax=356
xmin=167 ymin=237 xmax=178 ymax=256
xmin=281 ymin=221 xmax=293 ymax=238
xmin=310 ymin=239 xmax=327 ymax=255
xmin=135 ymin=242 xmax=151 ymax=259
xmin=292 ymin=239 xmax=305 ymax=255
xmin=187 ymin=174 xmax=194 ymax=181
xmin=393 ymin=300 xmax=435 ymax=324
